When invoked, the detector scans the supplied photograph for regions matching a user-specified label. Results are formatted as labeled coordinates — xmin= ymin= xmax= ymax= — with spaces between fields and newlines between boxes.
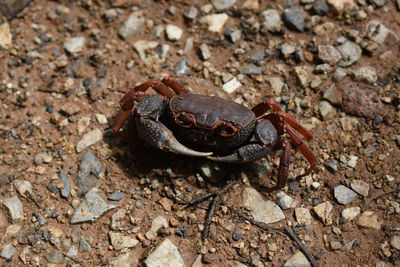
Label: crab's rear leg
xmin=112 ymin=80 xmax=176 ymax=133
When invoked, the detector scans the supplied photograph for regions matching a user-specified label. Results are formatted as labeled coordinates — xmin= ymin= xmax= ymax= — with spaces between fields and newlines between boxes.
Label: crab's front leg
xmin=135 ymin=95 xmax=212 ymax=157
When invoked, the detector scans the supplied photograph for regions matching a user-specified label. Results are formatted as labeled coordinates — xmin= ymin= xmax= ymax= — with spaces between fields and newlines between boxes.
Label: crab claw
xmin=163 ymin=137 xmax=213 ymax=157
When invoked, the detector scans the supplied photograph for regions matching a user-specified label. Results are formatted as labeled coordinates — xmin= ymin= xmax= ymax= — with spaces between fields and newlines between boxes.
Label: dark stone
xmin=324 ymin=159 xmax=339 ymax=173
xmin=202 ymin=253 xmax=218 ymax=264
xmin=59 ymin=173 xmax=71 ymax=199
xmin=282 ymin=8 xmax=305 ymax=32
xmin=232 ymin=228 xmax=242 ymax=241
xmin=76 ymin=150 xmax=103 ymax=196
xmin=312 ymin=0 xmax=329 ymax=16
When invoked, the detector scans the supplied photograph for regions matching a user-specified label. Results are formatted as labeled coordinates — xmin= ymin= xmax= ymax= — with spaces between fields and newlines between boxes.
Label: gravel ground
xmin=0 ymin=0 xmax=399 ymax=266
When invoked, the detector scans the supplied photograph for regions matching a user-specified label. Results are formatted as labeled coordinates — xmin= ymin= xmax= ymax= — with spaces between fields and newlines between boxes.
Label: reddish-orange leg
xmin=253 ymin=99 xmax=317 ymax=191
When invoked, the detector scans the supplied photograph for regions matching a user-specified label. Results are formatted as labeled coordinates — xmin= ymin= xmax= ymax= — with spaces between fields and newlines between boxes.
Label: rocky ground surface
xmin=0 ymin=0 xmax=400 ymax=266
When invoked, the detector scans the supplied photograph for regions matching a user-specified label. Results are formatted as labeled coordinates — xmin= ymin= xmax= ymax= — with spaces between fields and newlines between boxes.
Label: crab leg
xmin=161 ymin=77 xmax=188 ymax=95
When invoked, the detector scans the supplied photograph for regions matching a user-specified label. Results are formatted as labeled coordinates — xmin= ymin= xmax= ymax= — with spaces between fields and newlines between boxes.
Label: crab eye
xmin=174 ymin=113 xmax=194 ymax=128
xmin=218 ymin=124 xmax=237 ymax=137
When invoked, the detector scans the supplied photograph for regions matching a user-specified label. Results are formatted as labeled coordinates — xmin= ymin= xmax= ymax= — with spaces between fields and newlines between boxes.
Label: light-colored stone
xmin=276 ymin=191 xmax=298 ymax=210
xmin=327 ymin=0 xmax=356 ymax=14
xmin=313 ymin=201 xmax=333 ymax=225
xmin=200 ymin=13 xmax=229 ymax=32
xmin=242 ymin=187 xmax=285 ymax=224
xmin=109 ymin=252 xmax=137 ymax=267
xmin=144 ymin=239 xmax=185 ymax=267
xmin=356 ymin=211 xmax=382 ymax=230
xmin=0 ymin=23 xmax=12 ymax=49
xmin=211 ymin=0 xmax=237 ymax=11
xmin=166 ymin=24 xmax=183 ymax=41
xmin=95 ymin=114 xmax=108 ymax=125
xmin=145 ymin=216 xmax=169 ymax=240
xmin=260 ymin=9 xmax=282 ymax=33
xmin=78 ymin=117 xmax=91 ymax=135
xmin=133 ymin=40 xmax=159 ymax=61
xmin=334 ymin=185 xmax=357 ymax=205
xmin=352 ymin=66 xmax=377 ymax=84
xmin=267 ymin=76 xmax=285 ymax=96
xmin=12 ymin=180 xmax=32 ymax=197
xmin=295 ymin=208 xmax=312 ymax=225
xmin=118 ymin=11 xmax=145 ymax=39
xmin=342 ymin=207 xmax=361 ymax=221
xmin=109 ymin=232 xmax=139 ymax=250
xmin=350 ymin=180 xmax=369 ymax=197
xmin=76 ymin=129 xmax=103 ymax=153
xmin=390 ymin=235 xmax=400 ymax=250
xmin=222 ymin=77 xmax=241 ymax=94
xmin=284 ymin=251 xmax=311 ymax=267
xmin=1 ymin=195 xmax=24 ymax=223
xmin=64 ymin=37 xmax=85 ymax=54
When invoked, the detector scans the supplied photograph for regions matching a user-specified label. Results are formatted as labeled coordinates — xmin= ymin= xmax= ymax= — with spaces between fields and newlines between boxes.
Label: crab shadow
xmin=106 ymin=133 xmax=275 ymax=192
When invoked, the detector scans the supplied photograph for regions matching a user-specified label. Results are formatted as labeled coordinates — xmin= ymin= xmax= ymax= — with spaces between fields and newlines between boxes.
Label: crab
xmin=112 ymin=77 xmax=317 ymax=192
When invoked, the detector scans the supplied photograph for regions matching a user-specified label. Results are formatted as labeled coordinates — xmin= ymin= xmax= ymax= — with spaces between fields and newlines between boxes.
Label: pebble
xmin=184 ymin=7 xmax=198 ymax=20
xmin=313 ymin=21 xmax=335 ymax=36
xmin=239 ymin=64 xmax=264 ymax=75
xmin=1 ymin=195 xmax=24 ymax=223
xmin=71 ymin=188 xmax=119 ymax=223
xmin=132 ymin=40 xmax=158 ymax=61
xmin=334 ymin=185 xmax=357 ymax=205
xmin=318 ymin=45 xmax=341 ymax=65
xmin=369 ymin=0 xmax=389 ymax=7
xmin=342 ymin=207 xmax=361 ymax=221
xmin=174 ymin=59 xmax=190 ymax=77
xmin=166 ymin=24 xmax=183 ymax=41
xmin=390 ymin=235 xmax=400 ymax=250
xmin=45 ymin=250 xmax=63 ymax=264
xmin=211 ymin=0 xmax=237 ymax=11
xmin=222 ymin=77 xmax=241 ymax=94
xmin=337 ymin=41 xmax=362 ymax=67
xmin=319 ymin=101 xmax=335 ymax=120
xmin=34 ymin=152 xmax=53 ymax=165
xmin=351 ymin=66 xmax=377 ymax=84
xmin=322 ymin=84 xmax=341 ymax=105
xmin=203 ymin=253 xmax=218 ymax=264
xmin=313 ymin=201 xmax=333 ymax=225
xmin=1 ymin=224 xmax=21 ymax=244
xmin=327 ymin=0 xmax=356 ymax=14
xmin=79 ymin=239 xmax=91 ymax=252
xmin=144 ymin=239 xmax=185 ymax=267
xmin=284 ymin=251 xmax=311 ymax=267
xmin=260 ymin=9 xmax=282 ymax=33
xmin=293 ymin=65 xmax=312 ymax=88
xmin=227 ymin=30 xmax=241 ymax=43
xmin=280 ymin=43 xmax=296 ymax=58
xmin=356 ymin=211 xmax=382 ymax=230
xmin=64 ymin=37 xmax=85 ymax=54
xmin=0 ymin=22 xmax=12 ymax=49
xmin=295 ymin=208 xmax=312 ymax=225
xmin=77 ymin=117 xmax=91 ymax=135
xmin=108 ymin=192 xmax=124 ymax=201
xmin=350 ymin=180 xmax=369 ymax=197
xmin=109 ymin=252 xmax=136 ymax=267
xmin=59 ymin=173 xmax=71 ymax=199
xmin=242 ymin=187 xmax=285 ymax=224
xmin=267 ymin=77 xmax=285 ymax=96
xmin=339 ymin=117 xmax=359 ymax=131
xmin=346 ymin=155 xmax=358 ymax=168
xmin=60 ymin=102 xmax=81 ymax=116
xmin=13 ymin=180 xmax=32 ymax=197
xmin=0 ymin=244 xmax=16 ymax=260
xmin=276 ymin=191 xmax=299 ymax=210
xmin=199 ymin=43 xmax=211 ymax=60
xmin=76 ymin=149 xmax=103 ymax=194
xmin=109 ymin=232 xmax=139 ymax=250
xmin=200 ymin=13 xmax=229 ymax=32
xmin=118 ymin=11 xmax=145 ymax=39
xmin=95 ymin=113 xmax=108 ymax=125
xmin=76 ymin=128 xmax=103 ymax=153
xmin=282 ymin=7 xmax=305 ymax=32
xmin=145 ymin=216 xmax=168 ymax=239
xmin=312 ymin=0 xmax=330 ymax=16
xmin=66 ymin=245 xmax=78 ymax=258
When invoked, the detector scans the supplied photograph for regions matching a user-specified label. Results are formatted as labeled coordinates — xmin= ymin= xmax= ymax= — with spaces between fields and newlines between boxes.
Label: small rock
xmin=313 ymin=201 xmax=333 ymax=225
xmin=318 ymin=45 xmax=341 ymax=65
xmin=13 ymin=180 xmax=32 ymax=197
xmin=109 ymin=252 xmax=136 ymax=267
xmin=108 ymin=192 xmax=124 ymax=201
xmin=60 ymin=102 xmax=81 ymax=116
xmin=334 ymin=185 xmax=357 ymax=205
xmin=346 ymin=155 xmax=358 ymax=168
xmin=267 ymin=76 xmax=285 ymax=96
xmin=211 ymin=0 xmax=237 ymax=11
xmin=356 ymin=211 xmax=381 ymax=230
xmin=390 ymin=235 xmax=400 ymax=250
xmin=199 ymin=43 xmax=211 ymax=60
xmin=312 ymin=0 xmax=330 ymax=16
xmin=313 ymin=22 xmax=335 ymax=36
xmin=76 ymin=149 xmax=103 ymax=195
xmin=242 ymin=187 xmax=285 ymax=224
xmin=145 ymin=216 xmax=169 ymax=239
xmin=200 ymin=13 xmax=229 ymax=32
xmin=77 ymin=117 xmax=91 ymax=135
xmin=132 ymin=40 xmax=158 ymax=61
xmin=293 ymin=66 xmax=312 ymax=88
xmin=322 ymin=84 xmax=342 ymax=105
xmin=339 ymin=117 xmax=359 ymax=131
xmin=1 ymin=195 xmax=24 ymax=223
xmin=350 ymin=180 xmax=369 ymax=197
xmin=276 ymin=191 xmax=298 ymax=210
xmin=71 ymin=188 xmax=119 ymax=224
xmin=203 ymin=253 xmax=218 ymax=264
xmin=324 ymin=159 xmax=339 ymax=173
xmin=222 ymin=77 xmax=241 ymax=94
xmin=59 ymin=173 xmax=71 ymax=199
xmin=174 ymin=59 xmax=190 ymax=77
xmin=333 ymin=67 xmax=348 ymax=82
xmin=144 ymin=239 xmax=185 ymax=267
xmin=284 ymin=251 xmax=311 ymax=267
xmin=76 ymin=128 xmax=103 ymax=153
xmin=239 ymin=64 xmax=264 ymax=75
xmin=368 ymin=0 xmax=388 ymax=7
xmin=0 ymin=22 xmax=12 ymax=49
xmin=0 ymin=244 xmax=16 ymax=260
xmin=327 ymin=0 xmax=356 ymax=14
xmin=66 ymin=245 xmax=78 ymax=259
xmin=280 ymin=43 xmax=296 ymax=58
xmin=351 ymin=66 xmax=377 ymax=84
xmin=342 ymin=207 xmax=361 ymax=221
xmin=64 ymin=37 xmax=85 ymax=54
xmin=295 ymin=208 xmax=312 ymax=225
xmin=79 ymin=239 xmax=91 ymax=252
xmin=338 ymin=41 xmax=362 ymax=67
xmin=165 ymin=24 xmax=183 ymax=41
xmin=118 ymin=11 xmax=145 ymax=39
xmin=319 ymin=101 xmax=335 ymax=120
xmin=184 ymin=7 xmax=198 ymax=20
xmin=45 ymin=250 xmax=63 ymax=264
xmin=282 ymin=7 xmax=305 ymax=32
xmin=330 ymin=241 xmax=342 ymax=250
xmin=109 ymin=232 xmax=139 ymax=250
xmin=226 ymin=30 xmax=241 ymax=43
xmin=95 ymin=114 xmax=108 ymax=125
xmin=34 ymin=152 xmax=53 ymax=165
xmin=260 ymin=9 xmax=282 ymax=33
